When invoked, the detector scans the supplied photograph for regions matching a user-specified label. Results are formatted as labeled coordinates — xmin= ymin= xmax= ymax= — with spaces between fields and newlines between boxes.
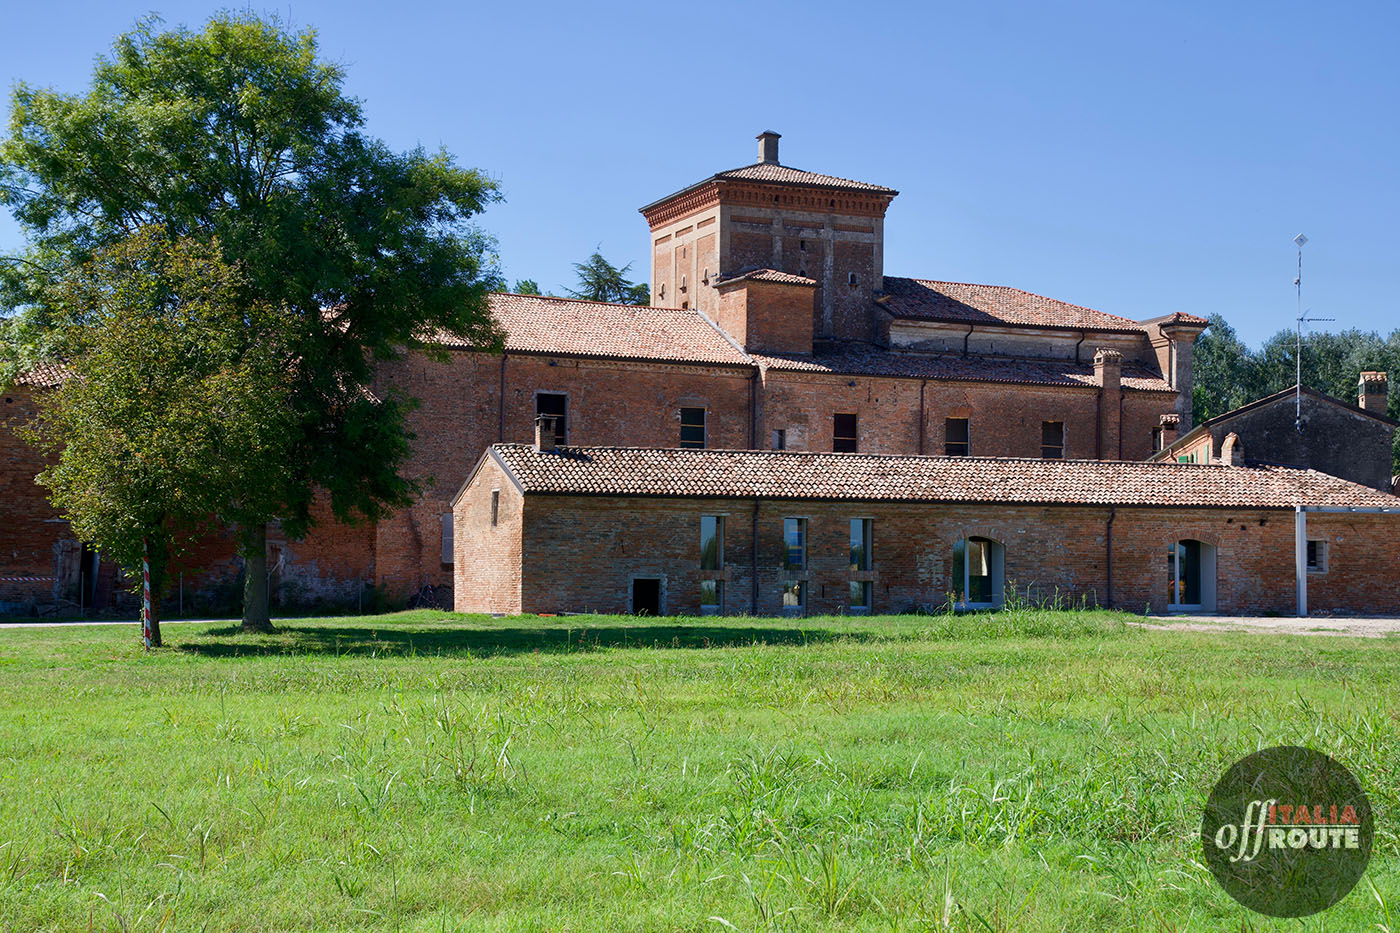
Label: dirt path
xmin=1137 ymin=615 xmax=1400 ymax=638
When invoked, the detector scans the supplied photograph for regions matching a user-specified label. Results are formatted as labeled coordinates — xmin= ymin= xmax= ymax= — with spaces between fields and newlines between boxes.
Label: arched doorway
xmin=954 ymin=536 xmax=1004 ymax=609
xmin=1167 ymin=540 xmax=1217 ymax=612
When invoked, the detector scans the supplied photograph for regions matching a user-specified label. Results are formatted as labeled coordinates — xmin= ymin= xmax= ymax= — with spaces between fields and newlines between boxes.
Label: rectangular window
xmin=1152 ymin=426 xmax=1164 ymax=452
xmin=945 ymin=417 xmax=970 ymax=456
xmin=783 ymin=518 xmax=806 ymax=571
xmin=771 ymin=429 xmax=787 ymax=450
xmin=1307 ymin=540 xmax=1328 ymax=574
xmin=490 ymin=489 xmax=500 ymax=526
xmin=535 ymin=393 xmax=568 ymax=444
xmin=833 ymin=413 xmax=858 ymax=453
xmin=781 ymin=581 xmax=805 ymax=616
xmin=849 ymin=581 xmax=872 ymax=613
xmin=849 ymin=518 xmax=871 ymax=571
xmin=700 ymin=515 xmax=724 ymax=570
xmin=680 ymin=407 xmax=706 ymax=448
xmin=1041 ymin=421 xmax=1065 ymax=459
xmin=700 ymin=579 xmax=724 ymax=615
xmin=441 ymin=512 xmax=453 ymax=566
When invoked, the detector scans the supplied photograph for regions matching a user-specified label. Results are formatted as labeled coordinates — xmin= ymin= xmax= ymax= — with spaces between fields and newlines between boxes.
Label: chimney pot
xmin=1359 ymin=371 xmax=1388 ymax=414
xmin=1221 ymin=431 xmax=1246 ymax=466
xmin=534 ymin=415 xmax=558 ymax=452
xmin=756 ymin=130 xmax=781 ymax=164
xmin=1158 ymin=412 xmax=1180 ymax=448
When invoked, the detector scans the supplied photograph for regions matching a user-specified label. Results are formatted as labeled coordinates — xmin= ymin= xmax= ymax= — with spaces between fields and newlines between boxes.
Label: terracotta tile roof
xmin=881 ymin=277 xmax=1147 ymax=333
xmin=715 ymin=268 xmax=818 ymax=287
xmin=711 ymin=162 xmax=897 ymax=194
xmin=11 ymin=362 xmax=67 ymax=388
xmin=432 ymin=294 xmax=751 ymax=367
xmin=489 ymin=445 xmax=1400 ymax=510
xmin=752 ymin=345 xmax=1175 ymax=392
xmin=1158 ymin=311 xmax=1209 ymax=326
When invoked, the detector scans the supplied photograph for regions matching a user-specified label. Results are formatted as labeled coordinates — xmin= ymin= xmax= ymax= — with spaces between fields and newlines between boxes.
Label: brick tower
xmin=639 ymin=132 xmax=898 ymax=346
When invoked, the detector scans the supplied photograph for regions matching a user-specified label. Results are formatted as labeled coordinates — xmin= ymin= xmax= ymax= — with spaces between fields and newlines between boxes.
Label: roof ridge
xmin=492 ymin=291 xmax=686 ymax=312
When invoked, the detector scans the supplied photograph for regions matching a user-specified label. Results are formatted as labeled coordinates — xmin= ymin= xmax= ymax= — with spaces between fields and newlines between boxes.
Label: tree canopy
xmin=566 ymin=252 xmax=649 ymax=305
xmin=24 ymin=228 xmax=298 ymax=643
xmin=0 ymin=13 xmax=503 ymax=629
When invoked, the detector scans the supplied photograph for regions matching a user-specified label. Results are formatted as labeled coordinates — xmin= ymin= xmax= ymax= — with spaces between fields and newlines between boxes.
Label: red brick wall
xmin=374 ymin=351 xmax=755 ymax=598
xmin=453 ymin=455 xmax=522 ymax=613
xmin=758 ymin=372 xmax=1174 ymax=459
xmin=0 ymin=387 xmax=70 ymax=609
xmin=458 ymin=490 xmax=1400 ymax=617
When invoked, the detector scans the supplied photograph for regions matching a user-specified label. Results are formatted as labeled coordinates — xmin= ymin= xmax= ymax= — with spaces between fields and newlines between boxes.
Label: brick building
xmin=13 ymin=131 xmax=1396 ymax=616
xmin=1152 ymin=375 xmax=1397 ymax=493
xmin=453 ymin=440 xmax=1400 ymax=617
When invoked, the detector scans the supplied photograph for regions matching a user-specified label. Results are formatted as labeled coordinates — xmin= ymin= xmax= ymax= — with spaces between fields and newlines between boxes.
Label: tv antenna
xmin=1292 ymin=233 xmax=1334 ymax=433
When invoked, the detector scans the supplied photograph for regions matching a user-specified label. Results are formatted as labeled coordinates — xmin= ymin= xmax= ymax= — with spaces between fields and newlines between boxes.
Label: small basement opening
xmin=631 ymin=578 xmax=662 ymax=616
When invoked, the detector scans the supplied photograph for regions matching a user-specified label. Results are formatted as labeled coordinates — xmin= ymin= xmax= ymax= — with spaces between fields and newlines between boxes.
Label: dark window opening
xmin=800 ymin=239 xmax=807 ymax=252
xmin=632 ymin=578 xmax=662 ymax=615
xmin=1152 ymin=426 xmax=1164 ymax=452
xmin=849 ymin=581 xmax=872 ymax=613
xmin=847 ymin=272 xmax=858 ymax=286
xmin=1307 ymin=540 xmax=1328 ymax=573
xmin=833 ymin=413 xmax=858 ymax=453
xmin=771 ymin=429 xmax=787 ymax=450
xmin=945 ymin=417 xmax=970 ymax=456
xmin=849 ymin=518 xmax=872 ymax=572
xmin=784 ymin=518 xmax=806 ymax=571
xmin=700 ymin=515 xmax=724 ymax=570
xmin=536 ymin=393 xmax=567 ymax=444
xmin=680 ymin=407 xmax=706 ymax=448
xmin=490 ymin=489 xmax=500 ymax=526
xmin=1041 ymin=421 xmax=1065 ymax=459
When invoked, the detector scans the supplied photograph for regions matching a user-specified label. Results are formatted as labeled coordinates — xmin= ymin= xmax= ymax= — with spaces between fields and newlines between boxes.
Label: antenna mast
xmin=1291 ymin=233 xmax=1334 ymax=433
xmin=1294 ymin=233 xmax=1306 ymax=431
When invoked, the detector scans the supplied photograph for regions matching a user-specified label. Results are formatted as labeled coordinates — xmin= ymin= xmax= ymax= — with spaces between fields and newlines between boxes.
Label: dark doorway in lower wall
xmin=631 ymin=578 xmax=662 ymax=616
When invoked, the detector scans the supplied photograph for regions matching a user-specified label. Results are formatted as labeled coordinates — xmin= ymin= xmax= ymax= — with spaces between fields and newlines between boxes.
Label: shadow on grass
xmin=176 ymin=621 xmax=877 ymax=658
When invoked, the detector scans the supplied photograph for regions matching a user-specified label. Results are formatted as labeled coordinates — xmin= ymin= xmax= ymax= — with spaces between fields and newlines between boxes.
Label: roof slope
xmin=710 ymin=162 xmax=896 ymax=193
xmin=752 ymin=345 xmax=1174 ymax=392
xmin=882 ymin=277 xmax=1147 ymax=333
xmin=432 ymin=293 xmax=751 ymax=367
xmin=490 ymin=444 xmax=1400 ymax=509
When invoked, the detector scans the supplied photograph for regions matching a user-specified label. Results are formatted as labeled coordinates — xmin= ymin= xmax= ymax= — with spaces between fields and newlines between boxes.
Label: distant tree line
xmin=1192 ymin=314 xmax=1400 ymax=473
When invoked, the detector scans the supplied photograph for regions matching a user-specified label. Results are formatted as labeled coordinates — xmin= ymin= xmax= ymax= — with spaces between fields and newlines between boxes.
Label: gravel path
xmin=1137 ymin=615 xmax=1400 ymax=638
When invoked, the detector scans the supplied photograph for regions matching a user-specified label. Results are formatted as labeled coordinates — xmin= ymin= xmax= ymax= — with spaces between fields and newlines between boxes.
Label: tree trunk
xmin=241 ymin=524 xmax=274 ymax=632
xmin=145 ymin=535 xmax=166 ymax=648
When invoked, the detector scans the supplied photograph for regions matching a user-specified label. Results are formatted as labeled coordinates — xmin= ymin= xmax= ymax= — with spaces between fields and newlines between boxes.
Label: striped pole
xmin=142 ymin=538 xmax=152 ymax=650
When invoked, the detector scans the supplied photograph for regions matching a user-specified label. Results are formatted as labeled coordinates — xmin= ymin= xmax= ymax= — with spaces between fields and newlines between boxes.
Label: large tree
xmin=25 ymin=228 xmax=297 ymax=645
xmin=567 ymin=252 xmax=649 ymax=305
xmin=0 ymin=14 xmax=503 ymax=630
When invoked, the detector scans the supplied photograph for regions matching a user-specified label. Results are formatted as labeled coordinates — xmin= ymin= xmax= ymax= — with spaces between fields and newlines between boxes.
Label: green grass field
xmin=0 ymin=609 xmax=1396 ymax=931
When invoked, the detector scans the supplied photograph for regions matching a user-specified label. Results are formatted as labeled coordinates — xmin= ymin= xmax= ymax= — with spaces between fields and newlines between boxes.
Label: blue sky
xmin=3 ymin=0 xmax=1397 ymax=346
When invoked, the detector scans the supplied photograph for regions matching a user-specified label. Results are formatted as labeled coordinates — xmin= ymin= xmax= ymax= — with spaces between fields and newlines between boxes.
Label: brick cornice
xmin=644 ymin=179 xmax=895 ymax=229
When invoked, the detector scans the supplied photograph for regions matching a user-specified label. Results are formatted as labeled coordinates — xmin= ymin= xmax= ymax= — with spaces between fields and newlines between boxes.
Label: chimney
xmin=1158 ymin=413 xmax=1180 ymax=449
xmin=1221 ymin=431 xmax=1246 ymax=466
xmin=534 ymin=415 xmax=557 ymax=452
xmin=1093 ymin=348 xmax=1122 ymax=393
xmin=757 ymin=130 xmax=781 ymax=164
xmin=1093 ymin=348 xmax=1123 ymax=460
xmin=1359 ymin=371 xmax=1388 ymax=414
